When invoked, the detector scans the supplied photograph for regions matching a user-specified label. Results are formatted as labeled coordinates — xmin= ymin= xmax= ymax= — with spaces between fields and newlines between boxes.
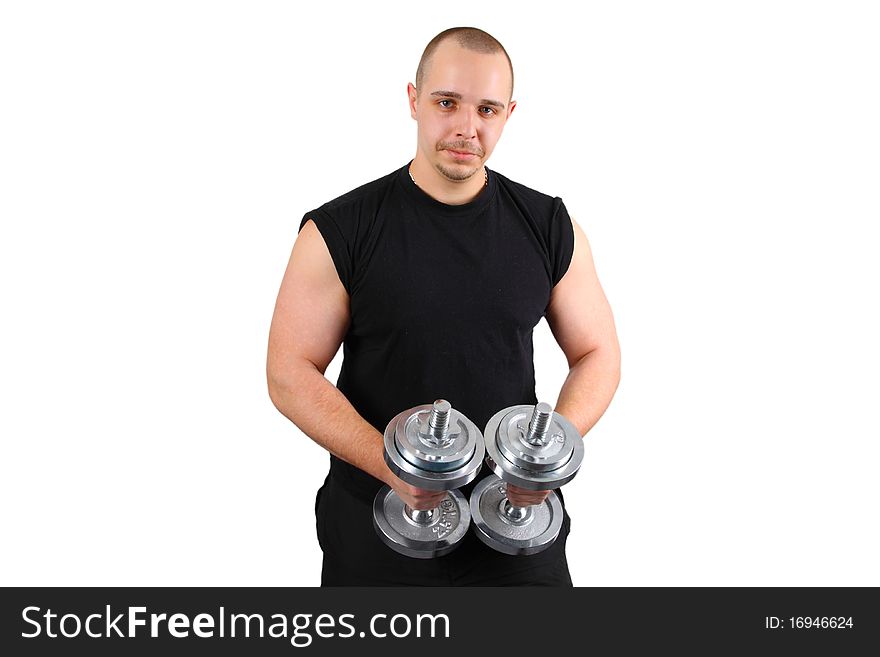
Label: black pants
xmin=314 ymin=469 xmax=574 ymax=586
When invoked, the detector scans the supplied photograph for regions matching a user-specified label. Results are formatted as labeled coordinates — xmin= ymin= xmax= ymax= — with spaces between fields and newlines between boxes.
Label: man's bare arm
xmin=266 ymin=219 xmax=444 ymax=509
xmin=505 ymin=215 xmax=620 ymax=507
xmin=545 ymin=216 xmax=621 ymax=436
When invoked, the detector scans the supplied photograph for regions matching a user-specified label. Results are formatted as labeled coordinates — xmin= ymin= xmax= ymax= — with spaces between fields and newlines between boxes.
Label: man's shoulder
xmin=315 ymin=165 xmax=402 ymax=216
xmin=300 ymin=166 xmax=401 ymax=235
xmin=492 ymin=169 xmax=562 ymax=216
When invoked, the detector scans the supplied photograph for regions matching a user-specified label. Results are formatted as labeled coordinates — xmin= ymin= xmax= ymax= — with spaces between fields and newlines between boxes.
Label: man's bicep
xmin=267 ymin=218 xmax=351 ymax=380
xmin=545 ymin=216 xmax=619 ymax=367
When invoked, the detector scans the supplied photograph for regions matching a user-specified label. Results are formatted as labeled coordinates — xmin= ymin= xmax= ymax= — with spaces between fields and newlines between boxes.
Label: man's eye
xmin=437 ymin=100 xmax=495 ymax=115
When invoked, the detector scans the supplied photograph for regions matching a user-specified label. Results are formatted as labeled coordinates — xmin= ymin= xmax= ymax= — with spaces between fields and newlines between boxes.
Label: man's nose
xmin=454 ymin=108 xmax=477 ymax=140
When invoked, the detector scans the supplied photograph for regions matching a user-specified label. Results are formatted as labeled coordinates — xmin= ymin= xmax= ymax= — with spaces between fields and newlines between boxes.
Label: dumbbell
xmin=470 ymin=401 xmax=584 ymax=555
xmin=372 ymin=399 xmax=484 ymax=559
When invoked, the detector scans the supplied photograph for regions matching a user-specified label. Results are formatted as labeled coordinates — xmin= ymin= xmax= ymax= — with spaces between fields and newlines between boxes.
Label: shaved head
xmin=415 ymin=27 xmax=514 ymax=102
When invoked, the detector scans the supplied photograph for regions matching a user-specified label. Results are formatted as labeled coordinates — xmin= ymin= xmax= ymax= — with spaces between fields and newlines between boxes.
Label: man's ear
xmin=508 ymin=99 xmax=517 ymax=118
xmin=407 ymin=83 xmax=418 ymax=120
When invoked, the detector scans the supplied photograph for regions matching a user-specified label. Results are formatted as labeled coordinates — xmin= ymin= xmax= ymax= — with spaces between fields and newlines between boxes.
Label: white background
xmin=1 ymin=1 xmax=878 ymax=586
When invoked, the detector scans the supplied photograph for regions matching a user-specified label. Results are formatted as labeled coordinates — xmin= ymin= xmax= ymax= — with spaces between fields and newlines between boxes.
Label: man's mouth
xmin=446 ymin=149 xmax=478 ymax=159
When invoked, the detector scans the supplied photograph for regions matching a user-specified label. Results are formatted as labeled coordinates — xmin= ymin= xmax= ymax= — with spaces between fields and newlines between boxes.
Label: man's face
xmin=408 ymin=41 xmax=516 ymax=182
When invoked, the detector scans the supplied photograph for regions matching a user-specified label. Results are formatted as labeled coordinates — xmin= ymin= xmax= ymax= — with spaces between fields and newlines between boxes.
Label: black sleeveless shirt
xmin=299 ymin=160 xmax=574 ymax=501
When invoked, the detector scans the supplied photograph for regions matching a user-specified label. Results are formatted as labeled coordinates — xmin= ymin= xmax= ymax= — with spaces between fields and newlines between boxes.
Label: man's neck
xmin=409 ymin=156 xmax=488 ymax=206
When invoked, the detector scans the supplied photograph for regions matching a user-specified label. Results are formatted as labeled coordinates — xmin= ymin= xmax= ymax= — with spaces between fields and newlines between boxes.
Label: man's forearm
xmin=268 ymin=363 xmax=390 ymax=485
xmin=554 ymin=346 xmax=621 ymax=436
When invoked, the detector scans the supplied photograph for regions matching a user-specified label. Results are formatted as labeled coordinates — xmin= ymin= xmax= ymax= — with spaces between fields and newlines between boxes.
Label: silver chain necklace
xmin=409 ymin=165 xmax=488 ymax=189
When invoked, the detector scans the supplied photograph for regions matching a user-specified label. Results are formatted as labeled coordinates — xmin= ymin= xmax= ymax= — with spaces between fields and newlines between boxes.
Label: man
xmin=267 ymin=27 xmax=620 ymax=586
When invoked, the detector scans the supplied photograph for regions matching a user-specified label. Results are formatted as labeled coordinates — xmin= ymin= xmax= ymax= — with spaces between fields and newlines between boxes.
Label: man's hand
xmin=385 ymin=470 xmax=447 ymax=510
xmin=506 ymin=483 xmax=551 ymax=508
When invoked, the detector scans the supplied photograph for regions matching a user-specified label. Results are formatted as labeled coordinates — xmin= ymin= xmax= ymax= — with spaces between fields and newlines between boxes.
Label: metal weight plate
xmin=395 ymin=402 xmax=476 ymax=471
xmin=384 ymin=401 xmax=484 ymax=490
xmin=495 ymin=406 xmax=575 ymax=472
xmin=469 ymin=475 xmax=563 ymax=556
xmin=372 ymin=486 xmax=471 ymax=559
xmin=484 ymin=404 xmax=585 ymax=490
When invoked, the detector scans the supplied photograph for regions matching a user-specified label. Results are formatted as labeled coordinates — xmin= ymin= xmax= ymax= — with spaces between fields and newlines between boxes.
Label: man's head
xmin=408 ymin=27 xmax=516 ymax=183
